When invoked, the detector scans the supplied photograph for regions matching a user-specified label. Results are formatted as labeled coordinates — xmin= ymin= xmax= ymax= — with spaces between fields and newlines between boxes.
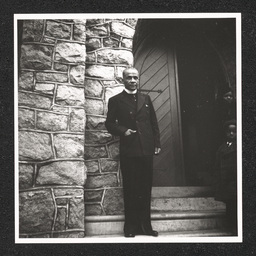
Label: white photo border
xmin=14 ymin=12 xmax=242 ymax=244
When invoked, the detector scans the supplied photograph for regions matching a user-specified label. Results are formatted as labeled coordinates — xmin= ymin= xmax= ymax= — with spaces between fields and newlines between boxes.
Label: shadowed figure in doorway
xmin=214 ymin=119 xmax=237 ymax=235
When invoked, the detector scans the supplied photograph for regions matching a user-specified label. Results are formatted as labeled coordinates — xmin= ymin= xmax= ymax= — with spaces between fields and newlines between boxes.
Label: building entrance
xmin=134 ymin=20 xmax=225 ymax=186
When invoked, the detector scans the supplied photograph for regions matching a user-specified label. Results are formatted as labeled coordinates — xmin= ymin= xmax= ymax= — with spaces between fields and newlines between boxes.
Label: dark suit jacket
xmin=105 ymin=90 xmax=161 ymax=157
xmin=214 ymin=142 xmax=237 ymax=203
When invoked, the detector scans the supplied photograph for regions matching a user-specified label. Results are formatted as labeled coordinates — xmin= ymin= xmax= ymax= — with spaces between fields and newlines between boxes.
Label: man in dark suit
xmin=214 ymin=119 xmax=237 ymax=235
xmin=105 ymin=67 xmax=161 ymax=237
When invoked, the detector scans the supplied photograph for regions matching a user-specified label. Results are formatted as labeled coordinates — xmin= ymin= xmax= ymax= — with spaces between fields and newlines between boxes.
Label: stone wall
xmin=19 ymin=19 xmax=87 ymax=238
xmin=83 ymin=19 xmax=136 ymax=216
xmin=18 ymin=18 xmax=137 ymax=238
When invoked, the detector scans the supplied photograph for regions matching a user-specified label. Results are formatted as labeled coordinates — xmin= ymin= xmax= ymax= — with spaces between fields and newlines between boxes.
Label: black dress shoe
xmin=124 ymin=233 xmax=135 ymax=238
xmin=144 ymin=230 xmax=158 ymax=237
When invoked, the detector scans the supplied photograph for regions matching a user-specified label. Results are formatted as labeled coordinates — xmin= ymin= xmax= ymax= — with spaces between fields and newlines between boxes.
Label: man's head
xmin=122 ymin=67 xmax=139 ymax=91
xmin=222 ymin=90 xmax=234 ymax=104
xmin=224 ymin=119 xmax=236 ymax=142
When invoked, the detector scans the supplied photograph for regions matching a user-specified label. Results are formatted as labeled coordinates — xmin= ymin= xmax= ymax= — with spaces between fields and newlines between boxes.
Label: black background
xmin=1 ymin=0 xmax=255 ymax=255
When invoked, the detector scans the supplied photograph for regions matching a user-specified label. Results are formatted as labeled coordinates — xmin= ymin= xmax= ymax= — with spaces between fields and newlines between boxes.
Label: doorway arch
xmin=133 ymin=19 xmax=229 ymax=187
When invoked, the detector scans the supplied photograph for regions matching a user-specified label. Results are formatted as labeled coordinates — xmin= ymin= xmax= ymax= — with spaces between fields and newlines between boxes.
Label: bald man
xmin=105 ymin=67 xmax=161 ymax=237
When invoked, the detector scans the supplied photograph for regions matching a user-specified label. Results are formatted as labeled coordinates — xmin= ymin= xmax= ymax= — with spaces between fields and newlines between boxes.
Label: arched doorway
xmin=133 ymin=19 xmax=227 ymax=187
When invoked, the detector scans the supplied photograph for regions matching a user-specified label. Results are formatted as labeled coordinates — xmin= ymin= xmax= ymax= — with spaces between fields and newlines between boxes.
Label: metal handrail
xmin=138 ymin=89 xmax=162 ymax=93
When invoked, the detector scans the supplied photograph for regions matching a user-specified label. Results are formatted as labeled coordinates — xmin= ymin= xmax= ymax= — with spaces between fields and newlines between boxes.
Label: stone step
xmin=86 ymin=229 xmax=232 ymax=238
xmin=152 ymin=213 xmax=225 ymax=234
xmin=151 ymin=186 xmax=214 ymax=198
xmin=151 ymin=197 xmax=226 ymax=212
xmin=85 ymin=210 xmax=226 ymax=236
xmin=159 ymin=229 xmax=232 ymax=237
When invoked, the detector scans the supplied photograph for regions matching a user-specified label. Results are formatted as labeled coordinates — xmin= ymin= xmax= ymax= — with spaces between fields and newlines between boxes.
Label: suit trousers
xmin=226 ymin=199 xmax=237 ymax=235
xmin=120 ymin=155 xmax=154 ymax=234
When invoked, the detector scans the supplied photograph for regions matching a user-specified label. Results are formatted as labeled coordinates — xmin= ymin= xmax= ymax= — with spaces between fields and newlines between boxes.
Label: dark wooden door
xmin=134 ymin=40 xmax=185 ymax=186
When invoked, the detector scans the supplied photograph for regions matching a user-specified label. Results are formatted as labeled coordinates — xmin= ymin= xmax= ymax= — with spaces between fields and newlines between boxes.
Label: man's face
xmin=122 ymin=69 xmax=139 ymax=91
xmin=226 ymin=124 xmax=236 ymax=142
xmin=223 ymin=91 xmax=233 ymax=104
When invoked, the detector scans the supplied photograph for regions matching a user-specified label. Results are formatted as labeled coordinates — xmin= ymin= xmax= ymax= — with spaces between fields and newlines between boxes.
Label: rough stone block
xmin=121 ymin=38 xmax=133 ymax=49
xmin=86 ymin=25 xmax=108 ymax=37
xmin=86 ymin=38 xmax=101 ymax=51
xmin=36 ymin=161 xmax=86 ymax=186
xmin=53 ymin=232 xmax=85 ymax=238
xmin=53 ymin=188 xmax=83 ymax=197
xmin=84 ymin=65 xmax=115 ymax=79
xmin=85 ymin=130 xmax=112 ymax=144
xmin=45 ymin=20 xmax=71 ymax=39
xmin=19 ymin=190 xmax=54 ymax=233
xmin=36 ymin=111 xmax=68 ymax=131
xmin=68 ymin=197 xmax=84 ymax=229
xmin=18 ymin=108 xmax=35 ymax=129
xmin=20 ymin=44 xmax=53 ymax=70
xmin=85 ymin=160 xmax=99 ymax=174
xmin=86 ymin=115 xmax=106 ymax=130
xmin=102 ymin=80 xmax=118 ymax=87
xmin=19 ymin=131 xmax=53 ymax=161
xmin=36 ymin=72 xmax=68 ymax=83
xmin=116 ymin=67 xmax=126 ymax=81
xmin=52 ymin=105 xmax=69 ymax=114
xmin=54 ymin=63 xmax=68 ymax=72
xmin=108 ymin=142 xmax=120 ymax=159
xmin=35 ymin=83 xmax=55 ymax=95
xmin=97 ymin=49 xmax=133 ymax=65
xmin=105 ymin=86 xmax=124 ymax=106
xmin=103 ymin=37 xmax=119 ymax=48
xmin=86 ymin=52 xmax=96 ymax=63
xmin=42 ymin=37 xmax=56 ymax=44
xmin=19 ymin=91 xmax=52 ymax=110
xmin=53 ymin=188 xmax=85 ymax=231
xmin=84 ymin=146 xmax=108 ymax=160
xmin=110 ymin=32 xmax=121 ymax=40
xmin=126 ymin=19 xmax=137 ymax=28
xmin=70 ymin=65 xmax=85 ymax=85
xmin=74 ymin=19 xmax=87 ymax=24
xmin=56 ymin=85 xmax=85 ymax=106
xmin=84 ymin=98 xmax=104 ymax=115
xmin=19 ymin=164 xmax=34 ymax=189
xmin=55 ymin=207 xmax=66 ymax=231
xmin=85 ymin=174 xmax=118 ymax=189
xmin=22 ymin=20 xmax=44 ymax=42
xmin=55 ymin=42 xmax=85 ymax=64
xmin=103 ymin=188 xmax=124 ymax=215
xmin=70 ymin=108 xmax=86 ymax=132
xmin=56 ymin=198 xmax=68 ymax=205
xmin=111 ymin=21 xmax=135 ymax=38
xmin=86 ymin=19 xmax=104 ymax=26
xmin=84 ymin=204 xmax=103 ymax=215
xmin=19 ymin=71 xmax=34 ymax=91
xmin=54 ymin=19 xmax=75 ymax=23
xmin=84 ymin=79 xmax=103 ymax=98
xmin=100 ymin=159 xmax=119 ymax=173
xmin=106 ymin=18 xmax=125 ymax=22
xmin=74 ymin=24 xmax=86 ymax=42
xmin=54 ymin=134 xmax=84 ymax=158
xmin=84 ymin=189 xmax=103 ymax=202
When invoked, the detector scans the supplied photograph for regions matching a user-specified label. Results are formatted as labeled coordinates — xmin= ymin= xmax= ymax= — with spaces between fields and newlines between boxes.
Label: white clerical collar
xmin=227 ymin=141 xmax=232 ymax=147
xmin=124 ymin=88 xmax=137 ymax=94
